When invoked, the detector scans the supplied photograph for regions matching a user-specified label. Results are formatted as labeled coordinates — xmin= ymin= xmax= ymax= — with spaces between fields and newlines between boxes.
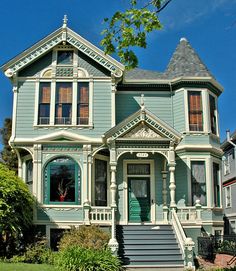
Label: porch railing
xmin=89 ymin=207 xmax=112 ymax=224
xmin=177 ymin=200 xmax=202 ymax=223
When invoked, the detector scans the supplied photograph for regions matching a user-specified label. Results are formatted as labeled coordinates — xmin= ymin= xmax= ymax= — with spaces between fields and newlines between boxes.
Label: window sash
xmin=213 ymin=163 xmax=220 ymax=207
xmin=95 ymin=159 xmax=108 ymax=206
xmin=191 ymin=161 xmax=206 ymax=205
xmin=188 ymin=92 xmax=203 ymax=131
xmin=77 ymin=83 xmax=89 ymax=125
xmin=57 ymin=51 xmax=73 ymax=65
xmin=209 ymin=94 xmax=217 ymax=134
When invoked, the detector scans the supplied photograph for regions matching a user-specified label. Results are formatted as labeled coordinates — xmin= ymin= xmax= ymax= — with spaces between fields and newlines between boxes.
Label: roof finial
xmin=180 ymin=37 xmax=187 ymax=42
xmin=140 ymin=94 xmax=145 ymax=111
xmin=62 ymin=15 xmax=68 ymax=28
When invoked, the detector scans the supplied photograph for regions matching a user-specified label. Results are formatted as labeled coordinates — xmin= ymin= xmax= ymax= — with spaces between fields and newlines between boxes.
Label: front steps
xmin=116 ymin=225 xmax=184 ymax=270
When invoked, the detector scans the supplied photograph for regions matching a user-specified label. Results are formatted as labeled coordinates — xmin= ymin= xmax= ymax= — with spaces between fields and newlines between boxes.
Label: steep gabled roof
xmin=165 ymin=37 xmax=214 ymax=79
xmin=1 ymin=19 xmax=124 ymax=78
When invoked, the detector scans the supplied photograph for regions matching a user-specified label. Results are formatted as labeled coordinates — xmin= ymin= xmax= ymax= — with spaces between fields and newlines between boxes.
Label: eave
xmin=1 ymin=26 xmax=124 ymax=78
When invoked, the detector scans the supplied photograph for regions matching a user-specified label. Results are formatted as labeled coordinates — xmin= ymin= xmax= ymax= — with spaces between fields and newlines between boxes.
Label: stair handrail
xmin=171 ymin=209 xmax=195 ymax=269
xmin=171 ymin=208 xmax=186 ymax=254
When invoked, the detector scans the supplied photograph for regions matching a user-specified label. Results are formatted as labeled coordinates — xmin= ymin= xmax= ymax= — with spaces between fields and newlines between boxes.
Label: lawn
xmin=0 ymin=262 xmax=57 ymax=271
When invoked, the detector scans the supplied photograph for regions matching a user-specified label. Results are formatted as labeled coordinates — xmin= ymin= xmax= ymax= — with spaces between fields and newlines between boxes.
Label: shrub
xmin=56 ymin=246 xmax=123 ymax=271
xmin=10 ymin=239 xmax=54 ymax=265
xmin=58 ymin=225 xmax=110 ymax=251
xmin=0 ymin=164 xmax=34 ymax=257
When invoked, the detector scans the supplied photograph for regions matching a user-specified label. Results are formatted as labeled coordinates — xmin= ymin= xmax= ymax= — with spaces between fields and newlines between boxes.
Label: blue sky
xmin=0 ymin=0 xmax=236 ymax=149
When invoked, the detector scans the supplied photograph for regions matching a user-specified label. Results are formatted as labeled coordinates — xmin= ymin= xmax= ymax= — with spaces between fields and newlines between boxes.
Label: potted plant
xmin=58 ymin=179 xmax=68 ymax=202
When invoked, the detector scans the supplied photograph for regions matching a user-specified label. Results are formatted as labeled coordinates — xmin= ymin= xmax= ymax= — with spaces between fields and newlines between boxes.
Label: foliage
xmin=0 ymin=164 xmax=34 ymax=257
xmin=56 ymin=246 xmax=123 ymax=271
xmin=58 ymin=225 xmax=110 ymax=251
xmin=0 ymin=262 xmax=57 ymax=271
xmin=10 ymin=239 xmax=54 ymax=265
xmin=0 ymin=118 xmax=18 ymax=172
xmin=217 ymin=239 xmax=236 ymax=255
xmin=101 ymin=0 xmax=172 ymax=69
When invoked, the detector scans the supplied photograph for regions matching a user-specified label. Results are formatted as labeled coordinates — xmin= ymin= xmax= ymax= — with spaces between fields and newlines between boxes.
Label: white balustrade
xmin=89 ymin=207 xmax=112 ymax=224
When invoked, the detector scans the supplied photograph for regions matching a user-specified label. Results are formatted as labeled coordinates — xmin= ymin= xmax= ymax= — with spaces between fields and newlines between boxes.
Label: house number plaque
xmin=136 ymin=153 xmax=149 ymax=158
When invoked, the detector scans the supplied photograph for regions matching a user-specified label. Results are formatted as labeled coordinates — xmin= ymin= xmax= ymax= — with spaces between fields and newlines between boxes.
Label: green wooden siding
xmin=173 ymin=90 xmax=185 ymax=132
xmin=36 ymin=207 xmax=83 ymax=221
xmin=18 ymin=52 xmax=53 ymax=77
xmin=175 ymin=157 xmax=188 ymax=206
xmin=116 ymin=93 xmax=172 ymax=126
xmin=15 ymin=81 xmax=112 ymax=138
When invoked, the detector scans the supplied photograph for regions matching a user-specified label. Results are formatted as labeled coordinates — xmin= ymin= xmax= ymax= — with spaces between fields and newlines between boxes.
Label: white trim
xmin=183 ymin=88 xmax=189 ymax=132
xmin=123 ymin=160 xmax=155 ymax=224
xmin=212 ymin=158 xmax=222 ymax=208
xmin=50 ymin=80 xmax=56 ymax=125
xmin=34 ymin=80 xmax=39 ymax=126
xmin=17 ymin=77 xmax=111 ymax=81
xmin=89 ymin=78 xmax=94 ymax=127
xmin=111 ymin=82 xmax=116 ymax=127
xmin=10 ymin=84 xmax=18 ymax=143
xmin=224 ymin=186 xmax=232 ymax=208
xmin=92 ymin=154 xmax=110 ymax=206
xmin=72 ymin=79 xmax=77 ymax=125
xmin=208 ymin=91 xmax=219 ymax=137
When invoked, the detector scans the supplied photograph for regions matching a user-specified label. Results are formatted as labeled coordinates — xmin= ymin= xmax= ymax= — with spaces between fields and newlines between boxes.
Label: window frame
xmin=213 ymin=162 xmax=221 ymax=208
xmin=225 ymin=185 xmax=232 ymax=208
xmin=44 ymin=157 xmax=81 ymax=205
xmin=190 ymin=160 xmax=207 ymax=206
xmin=92 ymin=154 xmax=110 ymax=207
xmin=188 ymin=91 xmax=204 ymax=132
xmin=34 ymin=47 xmax=93 ymax=127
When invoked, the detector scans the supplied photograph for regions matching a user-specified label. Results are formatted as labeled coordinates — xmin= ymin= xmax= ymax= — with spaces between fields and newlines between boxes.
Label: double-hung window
xmin=188 ymin=91 xmax=203 ymax=131
xmin=38 ymin=83 xmax=51 ymax=125
xmin=55 ymin=83 xmax=72 ymax=125
xmin=77 ymin=83 xmax=89 ymax=125
xmin=209 ymin=94 xmax=217 ymax=135
xmin=191 ymin=161 xmax=206 ymax=205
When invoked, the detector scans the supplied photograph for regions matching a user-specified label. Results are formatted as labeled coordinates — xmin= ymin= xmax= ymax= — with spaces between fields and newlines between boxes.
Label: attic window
xmin=57 ymin=51 xmax=73 ymax=65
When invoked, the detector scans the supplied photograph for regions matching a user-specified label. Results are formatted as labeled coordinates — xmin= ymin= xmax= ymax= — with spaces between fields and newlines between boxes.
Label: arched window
xmin=44 ymin=157 xmax=81 ymax=204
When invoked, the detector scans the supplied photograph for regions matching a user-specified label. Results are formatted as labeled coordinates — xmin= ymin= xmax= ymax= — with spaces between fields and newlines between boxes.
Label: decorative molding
xmin=56 ymin=67 xmax=73 ymax=77
xmin=42 ymin=145 xmax=82 ymax=152
xmin=123 ymin=123 xmax=162 ymax=139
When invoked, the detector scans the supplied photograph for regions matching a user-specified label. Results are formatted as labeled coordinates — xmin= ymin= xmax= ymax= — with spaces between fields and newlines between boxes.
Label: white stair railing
xmin=171 ymin=209 xmax=195 ymax=270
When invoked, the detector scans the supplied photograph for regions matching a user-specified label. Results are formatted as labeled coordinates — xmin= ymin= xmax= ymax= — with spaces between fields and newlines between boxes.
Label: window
xmin=213 ymin=163 xmax=220 ymax=207
xmin=188 ymin=91 xmax=203 ymax=131
xmin=225 ymin=186 xmax=231 ymax=208
xmin=191 ymin=161 xmax=206 ymax=205
xmin=209 ymin=94 xmax=217 ymax=135
xmin=95 ymin=159 xmax=108 ymax=206
xmin=38 ymin=83 xmax=50 ymax=125
xmin=57 ymin=51 xmax=73 ymax=65
xmin=223 ymin=155 xmax=230 ymax=175
xmin=127 ymin=164 xmax=150 ymax=175
xmin=55 ymin=83 xmax=72 ymax=125
xmin=44 ymin=157 xmax=81 ymax=204
xmin=230 ymin=220 xmax=236 ymax=234
xmin=26 ymin=159 xmax=33 ymax=184
xmin=77 ymin=83 xmax=89 ymax=125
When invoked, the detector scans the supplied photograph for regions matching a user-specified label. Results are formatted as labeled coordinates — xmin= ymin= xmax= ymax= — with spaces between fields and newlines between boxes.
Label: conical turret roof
xmin=165 ymin=37 xmax=214 ymax=78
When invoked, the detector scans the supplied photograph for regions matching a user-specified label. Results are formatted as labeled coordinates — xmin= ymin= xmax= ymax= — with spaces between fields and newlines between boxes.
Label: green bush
xmin=10 ymin=240 xmax=54 ymax=265
xmin=56 ymin=246 xmax=123 ymax=271
xmin=58 ymin=225 xmax=110 ymax=251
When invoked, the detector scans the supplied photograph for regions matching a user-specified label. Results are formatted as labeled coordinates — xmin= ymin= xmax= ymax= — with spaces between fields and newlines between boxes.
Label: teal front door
xmin=128 ymin=177 xmax=151 ymax=222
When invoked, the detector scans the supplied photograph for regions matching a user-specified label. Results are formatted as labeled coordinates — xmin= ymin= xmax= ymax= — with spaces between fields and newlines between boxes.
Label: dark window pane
xmin=77 ymin=83 xmax=89 ymax=125
xmin=57 ymin=51 xmax=73 ymax=65
xmin=191 ymin=161 xmax=206 ymax=205
xmin=213 ymin=163 xmax=220 ymax=207
xmin=38 ymin=83 xmax=50 ymax=125
xmin=209 ymin=95 xmax=217 ymax=134
xmin=188 ymin=92 xmax=203 ymax=131
xmin=127 ymin=164 xmax=150 ymax=175
xmin=95 ymin=159 xmax=107 ymax=206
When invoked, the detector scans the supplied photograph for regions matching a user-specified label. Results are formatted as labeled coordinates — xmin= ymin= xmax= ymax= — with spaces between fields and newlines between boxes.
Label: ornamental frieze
xmin=123 ymin=123 xmax=162 ymax=139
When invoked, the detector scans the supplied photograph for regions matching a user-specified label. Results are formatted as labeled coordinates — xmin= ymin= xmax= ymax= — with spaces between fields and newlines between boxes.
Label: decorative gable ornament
xmin=1 ymin=16 xmax=124 ymax=78
xmin=123 ymin=124 xmax=162 ymax=139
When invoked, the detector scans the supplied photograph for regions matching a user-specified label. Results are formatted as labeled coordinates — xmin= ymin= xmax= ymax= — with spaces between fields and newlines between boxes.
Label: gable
xmin=2 ymin=26 xmax=124 ymax=78
xmin=104 ymin=109 xmax=182 ymax=144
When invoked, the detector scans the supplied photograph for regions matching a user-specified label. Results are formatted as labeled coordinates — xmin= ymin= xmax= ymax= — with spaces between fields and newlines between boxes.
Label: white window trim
xmin=225 ymin=185 xmax=232 ymax=208
xmin=92 ymin=154 xmax=110 ymax=207
xmin=186 ymin=156 xmax=208 ymax=206
xmin=208 ymin=90 xmax=219 ymax=137
xmin=34 ymin=48 xmax=93 ymax=128
xmin=229 ymin=220 xmax=236 ymax=234
xmin=212 ymin=158 xmax=222 ymax=208
xmin=184 ymin=88 xmax=214 ymax=134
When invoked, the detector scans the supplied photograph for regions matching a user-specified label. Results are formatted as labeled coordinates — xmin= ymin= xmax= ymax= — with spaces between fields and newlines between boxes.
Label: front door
xmin=128 ymin=177 xmax=151 ymax=222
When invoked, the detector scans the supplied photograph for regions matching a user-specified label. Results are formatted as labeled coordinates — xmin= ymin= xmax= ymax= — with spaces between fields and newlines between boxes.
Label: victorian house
xmin=1 ymin=17 xmax=224 ymax=269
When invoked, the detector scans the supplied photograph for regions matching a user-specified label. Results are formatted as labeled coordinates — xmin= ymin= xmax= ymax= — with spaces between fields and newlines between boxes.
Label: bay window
xmin=55 ymin=83 xmax=72 ymax=125
xmin=188 ymin=91 xmax=203 ymax=131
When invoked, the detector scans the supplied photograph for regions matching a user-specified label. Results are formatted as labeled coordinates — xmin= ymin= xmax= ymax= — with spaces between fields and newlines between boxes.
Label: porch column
xmin=168 ymin=141 xmax=176 ymax=208
xmin=162 ymin=170 xmax=168 ymax=206
xmin=108 ymin=144 xmax=118 ymax=254
xmin=169 ymin=164 xmax=176 ymax=208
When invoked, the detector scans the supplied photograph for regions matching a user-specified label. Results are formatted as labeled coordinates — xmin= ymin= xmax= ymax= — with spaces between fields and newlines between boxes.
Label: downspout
xmin=169 ymin=82 xmax=174 ymax=127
